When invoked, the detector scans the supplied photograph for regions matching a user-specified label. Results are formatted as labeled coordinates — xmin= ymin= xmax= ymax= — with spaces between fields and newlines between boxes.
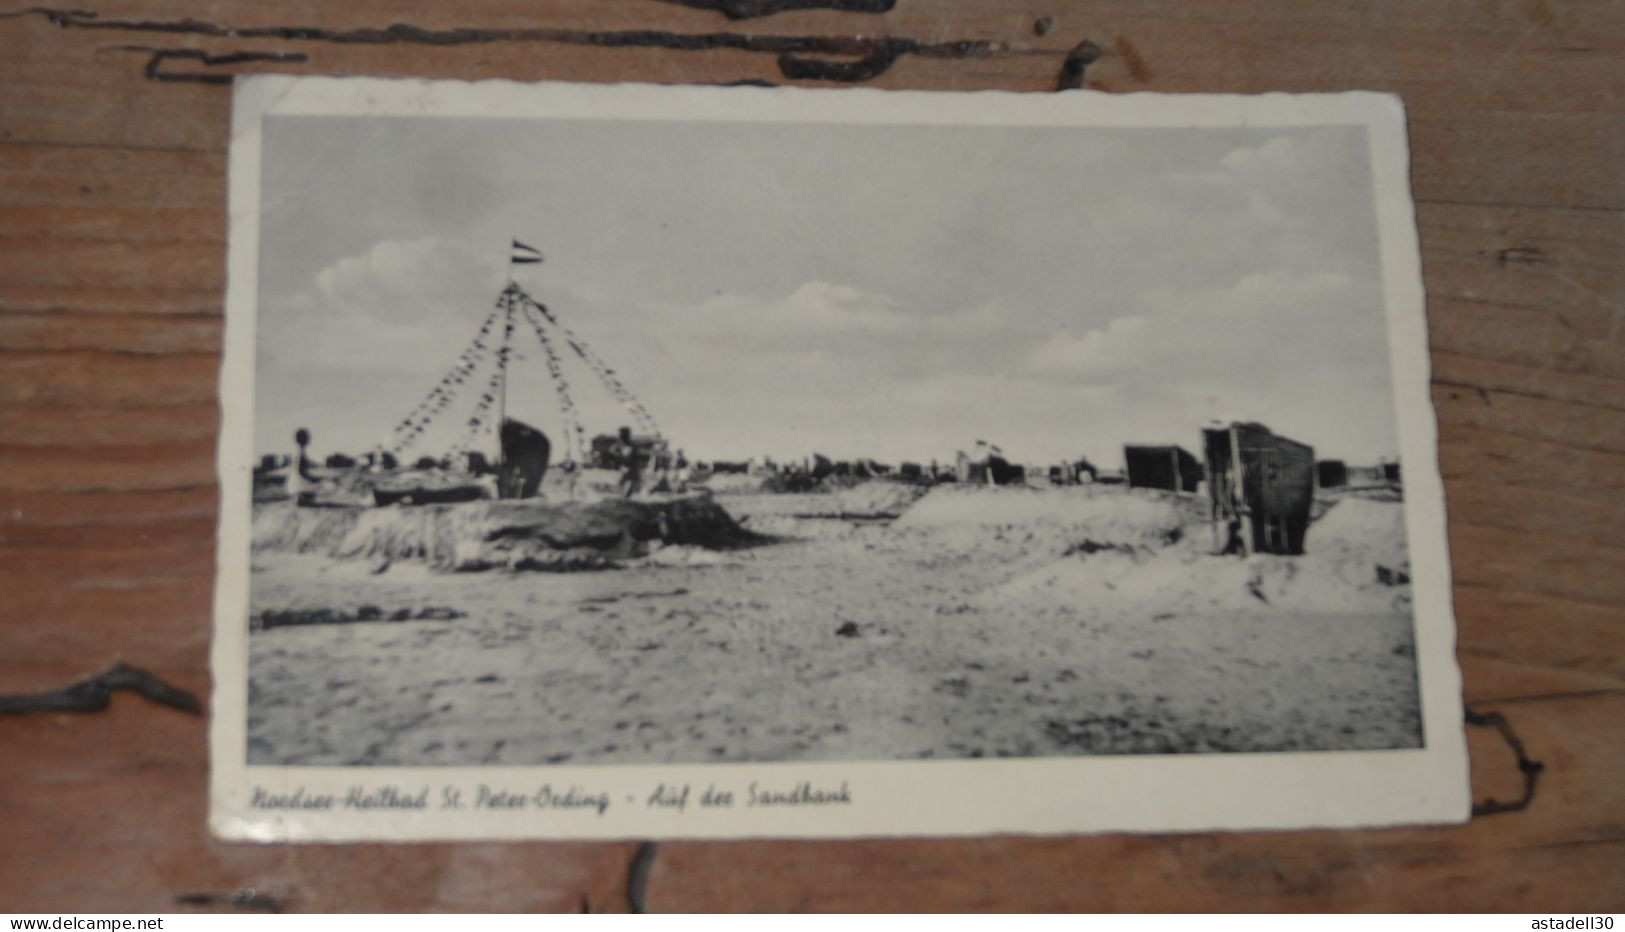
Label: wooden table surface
xmin=2 ymin=0 xmax=1621 ymax=913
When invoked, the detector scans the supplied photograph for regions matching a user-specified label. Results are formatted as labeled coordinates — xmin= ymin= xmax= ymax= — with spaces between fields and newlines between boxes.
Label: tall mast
xmin=496 ymin=286 xmax=512 ymax=468
xmin=498 ymin=238 xmax=525 ymax=453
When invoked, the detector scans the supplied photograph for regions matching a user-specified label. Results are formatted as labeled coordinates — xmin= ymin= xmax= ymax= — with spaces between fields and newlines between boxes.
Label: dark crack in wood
xmin=627 ymin=841 xmax=659 ymax=913
xmin=653 ymin=0 xmax=895 ymax=20
xmin=778 ymin=44 xmax=900 ymax=81
xmin=1466 ymin=707 xmax=1545 ymax=816
xmin=1491 ymin=245 xmax=1554 ymax=267
xmin=173 ymin=889 xmax=285 ymax=913
xmin=783 ymin=36 xmax=997 ymax=82
xmin=1057 ymin=38 xmax=1102 ymax=90
xmin=12 ymin=7 xmax=1010 ymax=83
xmin=0 ymin=662 xmax=201 ymax=716
xmin=104 ymin=45 xmax=308 ymax=84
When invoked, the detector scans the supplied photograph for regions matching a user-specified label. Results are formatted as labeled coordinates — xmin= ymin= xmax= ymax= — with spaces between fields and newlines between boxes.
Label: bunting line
xmin=381 ymin=270 xmax=666 ymax=465
xmin=519 ymin=298 xmax=589 ymax=466
xmin=386 ymin=303 xmax=503 ymax=457
xmin=520 ymin=291 xmax=662 ymax=439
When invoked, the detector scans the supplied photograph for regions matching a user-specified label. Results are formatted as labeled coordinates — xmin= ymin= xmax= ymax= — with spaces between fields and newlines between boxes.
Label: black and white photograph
xmin=212 ymin=78 xmax=1468 ymax=840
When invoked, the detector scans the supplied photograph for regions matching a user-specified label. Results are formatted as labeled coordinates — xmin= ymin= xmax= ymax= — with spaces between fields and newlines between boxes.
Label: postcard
xmin=212 ymin=76 xmax=1469 ymax=840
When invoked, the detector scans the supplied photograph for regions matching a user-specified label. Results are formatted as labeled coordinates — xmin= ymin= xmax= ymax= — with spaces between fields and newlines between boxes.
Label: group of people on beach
xmin=285 ymin=424 xmax=683 ymax=505
xmin=610 ymin=426 xmax=688 ymax=498
xmin=283 ymin=425 xmax=1096 ymax=507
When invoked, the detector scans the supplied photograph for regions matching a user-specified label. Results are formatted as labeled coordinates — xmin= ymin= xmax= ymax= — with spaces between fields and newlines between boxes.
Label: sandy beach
xmin=245 ymin=483 xmax=1420 ymax=766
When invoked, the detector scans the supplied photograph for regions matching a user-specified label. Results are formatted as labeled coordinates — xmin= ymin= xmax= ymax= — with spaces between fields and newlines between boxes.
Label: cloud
xmin=583 ymin=281 xmax=1023 ymax=387
xmin=1028 ymin=316 xmax=1149 ymax=374
xmin=1026 ymin=270 xmax=1379 ymax=393
xmin=257 ymin=237 xmax=508 ymax=378
xmin=646 ymin=281 xmax=911 ymax=340
xmin=1012 ymin=267 xmax=1401 ymax=459
xmin=314 ymin=237 xmax=502 ymax=323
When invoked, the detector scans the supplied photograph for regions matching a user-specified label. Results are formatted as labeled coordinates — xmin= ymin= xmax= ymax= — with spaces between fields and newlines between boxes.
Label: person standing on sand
xmin=650 ymin=441 xmax=673 ymax=493
xmin=615 ymin=425 xmax=644 ymax=498
xmin=672 ymin=448 xmax=691 ymax=491
xmin=289 ymin=427 xmax=319 ymax=506
xmin=966 ymin=439 xmax=1002 ymax=486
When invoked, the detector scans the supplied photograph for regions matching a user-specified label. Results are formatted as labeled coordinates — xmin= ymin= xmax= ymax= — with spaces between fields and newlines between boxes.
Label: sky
xmin=253 ymin=113 xmax=1399 ymax=469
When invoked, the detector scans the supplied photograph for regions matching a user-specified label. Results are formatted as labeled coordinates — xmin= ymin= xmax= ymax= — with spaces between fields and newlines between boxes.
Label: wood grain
xmin=1 ymin=0 xmax=1621 ymax=913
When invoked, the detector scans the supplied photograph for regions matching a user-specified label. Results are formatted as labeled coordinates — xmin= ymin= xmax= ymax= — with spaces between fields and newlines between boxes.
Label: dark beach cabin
xmin=1202 ymin=421 xmax=1315 ymax=556
xmin=1123 ymin=444 xmax=1203 ymax=494
xmin=1316 ymin=459 xmax=1348 ymax=489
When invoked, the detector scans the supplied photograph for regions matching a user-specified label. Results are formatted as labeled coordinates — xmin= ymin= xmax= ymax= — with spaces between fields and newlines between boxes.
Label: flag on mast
xmin=511 ymin=239 xmax=544 ymax=265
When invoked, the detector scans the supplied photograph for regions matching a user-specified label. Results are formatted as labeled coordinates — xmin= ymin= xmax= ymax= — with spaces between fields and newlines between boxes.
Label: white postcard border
xmin=211 ymin=76 xmax=1469 ymax=841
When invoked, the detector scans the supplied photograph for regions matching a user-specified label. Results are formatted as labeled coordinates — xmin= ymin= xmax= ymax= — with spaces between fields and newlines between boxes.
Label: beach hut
xmin=1316 ymin=459 xmax=1348 ymax=489
xmin=1124 ymin=444 xmax=1203 ymax=493
xmin=1202 ymin=421 xmax=1315 ymax=556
